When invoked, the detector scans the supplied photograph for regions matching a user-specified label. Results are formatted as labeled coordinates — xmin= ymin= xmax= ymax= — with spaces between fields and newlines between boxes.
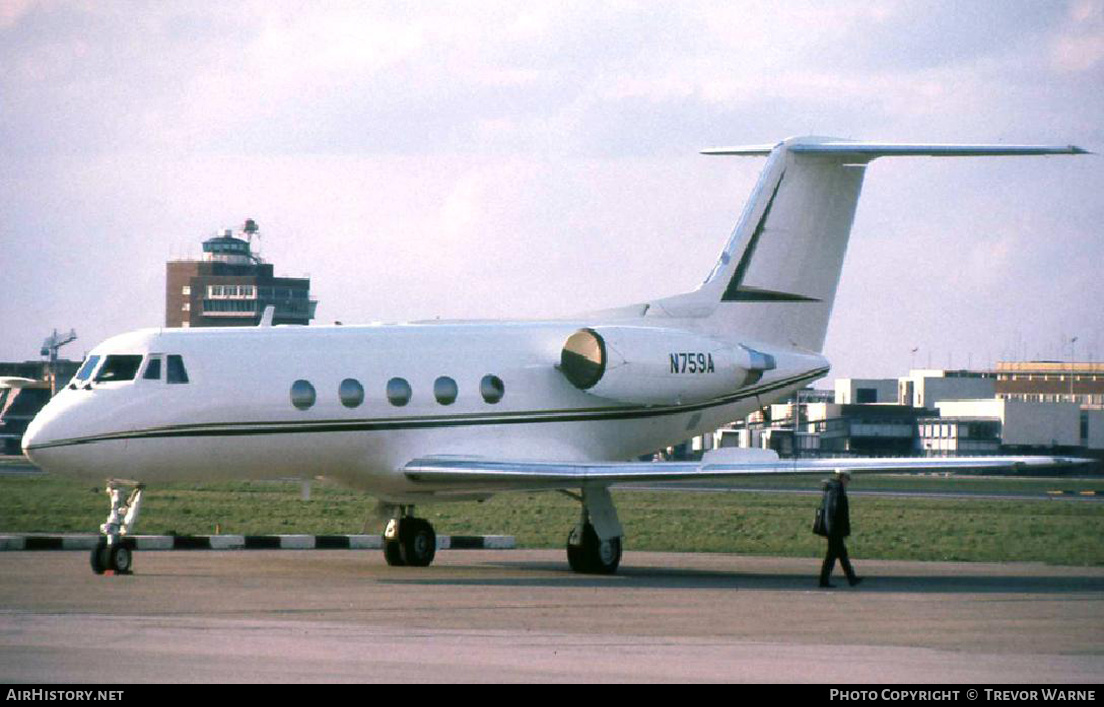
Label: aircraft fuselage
xmin=23 ymin=321 xmax=826 ymax=502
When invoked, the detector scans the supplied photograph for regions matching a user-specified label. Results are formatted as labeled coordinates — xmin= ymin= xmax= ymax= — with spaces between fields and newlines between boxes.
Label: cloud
xmin=0 ymin=1 xmax=1099 ymax=372
xmin=0 ymin=0 xmax=38 ymax=28
xmin=1050 ymin=0 xmax=1104 ymax=71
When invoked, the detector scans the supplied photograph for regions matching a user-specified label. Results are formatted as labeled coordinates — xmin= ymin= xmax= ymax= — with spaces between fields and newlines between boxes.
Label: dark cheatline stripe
xmin=173 ymin=536 xmax=212 ymax=550
xmin=726 ymin=287 xmax=822 ymax=303
xmin=27 ymin=368 xmax=828 ymax=451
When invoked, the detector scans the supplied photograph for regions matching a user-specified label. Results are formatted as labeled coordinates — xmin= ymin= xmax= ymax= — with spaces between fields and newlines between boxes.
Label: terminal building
xmin=166 ymin=219 xmax=317 ymax=328
xmin=994 ymin=361 xmax=1104 ymax=409
xmin=693 ymin=363 xmax=1104 ymax=471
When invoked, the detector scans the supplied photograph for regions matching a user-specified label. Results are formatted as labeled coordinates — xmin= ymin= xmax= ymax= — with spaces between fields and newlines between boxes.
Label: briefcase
xmin=812 ymin=507 xmax=828 ymax=537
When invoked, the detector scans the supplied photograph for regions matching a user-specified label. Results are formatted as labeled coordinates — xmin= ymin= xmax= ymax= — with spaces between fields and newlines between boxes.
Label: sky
xmin=1 ymin=0 xmax=1102 ymax=382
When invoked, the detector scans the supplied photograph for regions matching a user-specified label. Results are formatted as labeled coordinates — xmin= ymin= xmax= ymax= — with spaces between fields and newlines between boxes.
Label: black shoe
xmin=819 ymin=582 xmax=836 ymax=588
xmin=848 ymin=576 xmax=863 ymax=587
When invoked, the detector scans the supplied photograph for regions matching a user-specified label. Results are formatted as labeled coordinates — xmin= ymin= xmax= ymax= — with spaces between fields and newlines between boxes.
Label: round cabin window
xmin=480 ymin=374 xmax=505 ymax=404
xmin=387 ymin=377 xmax=412 ymax=407
xmin=434 ymin=376 xmax=458 ymax=405
xmin=339 ymin=378 xmax=364 ymax=408
xmin=290 ymin=380 xmax=316 ymax=410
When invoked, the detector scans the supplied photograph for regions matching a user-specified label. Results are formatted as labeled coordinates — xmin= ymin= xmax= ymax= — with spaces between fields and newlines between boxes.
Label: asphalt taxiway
xmin=1 ymin=549 xmax=1102 ymax=683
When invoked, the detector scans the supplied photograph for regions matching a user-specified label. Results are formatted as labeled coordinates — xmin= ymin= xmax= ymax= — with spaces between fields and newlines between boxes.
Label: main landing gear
xmin=567 ymin=522 xmax=622 ymax=575
xmin=382 ymin=506 xmax=437 ymax=567
xmin=565 ymin=486 xmax=623 ymax=575
xmin=90 ymin=482 xmax=144 ymax=576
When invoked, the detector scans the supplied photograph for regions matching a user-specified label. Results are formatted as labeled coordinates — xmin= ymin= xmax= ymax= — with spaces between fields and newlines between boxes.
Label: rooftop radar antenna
xmin=242 ymin=218 xmax=263 ymax=264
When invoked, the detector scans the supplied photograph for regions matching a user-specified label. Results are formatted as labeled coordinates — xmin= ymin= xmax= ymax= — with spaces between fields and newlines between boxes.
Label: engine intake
xmin=561 ymin=328 xmax=607 ymax=390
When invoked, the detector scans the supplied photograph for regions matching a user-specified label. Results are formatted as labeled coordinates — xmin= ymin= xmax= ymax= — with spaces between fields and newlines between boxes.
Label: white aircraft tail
xmin=639 ymin=137 xmax=1087 ymax=352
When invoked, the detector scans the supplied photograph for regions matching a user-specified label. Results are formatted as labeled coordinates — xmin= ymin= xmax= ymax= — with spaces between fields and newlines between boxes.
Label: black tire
xmin=383 ymin=539 xmax=406 ymax=566
xmin=90 ymin=541 xmax=107 ymax=575
xmin=566 ymin=527 xmax=593 ymax=573
xmin=399 ymin=518 xmax=436 ymax=567
xmin=566 ymin=523 xmax=622 ymax=575
xmin=108 ymin=542 xmax=133 ymax=574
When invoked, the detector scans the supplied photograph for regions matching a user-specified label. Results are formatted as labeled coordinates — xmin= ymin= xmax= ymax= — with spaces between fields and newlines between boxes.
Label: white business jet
xmin=22 ymin=136 xmax=1087 ymax=576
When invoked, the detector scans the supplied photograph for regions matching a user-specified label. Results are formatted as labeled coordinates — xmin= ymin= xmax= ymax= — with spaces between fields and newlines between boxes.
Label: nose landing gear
xmin=90 ymin=482 xmax=144 ymax=575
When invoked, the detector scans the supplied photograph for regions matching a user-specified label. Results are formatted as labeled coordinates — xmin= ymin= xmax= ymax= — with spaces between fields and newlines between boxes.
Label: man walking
xmin=819 ymin=470 xmax=862 ymax=588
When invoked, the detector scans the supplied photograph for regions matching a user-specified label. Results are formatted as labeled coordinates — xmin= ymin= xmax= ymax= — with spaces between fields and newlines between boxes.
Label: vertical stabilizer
xmin=644 ymin=137 xmax=1086 ymax=353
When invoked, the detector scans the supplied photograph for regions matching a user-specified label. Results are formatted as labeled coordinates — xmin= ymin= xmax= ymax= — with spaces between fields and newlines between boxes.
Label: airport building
xmin=834 ymin=378 xmax=898 ymax=405
xmin=994 ymin=361 xmax=1104 ymax=409
xmin=720 ymin=401 xmax=930 ymax=459
xmin=700 ymin=363 xmax=1104 ymax=470
xmin=0 ymin=360 xmax=81 ymax=387
xmin=898 ymin=369 xmax=996 ymax=409
xmin=166 ymin=219 xmax=317 ymax=328
xmin=927 ymin=399 xmax=1082 ymax=452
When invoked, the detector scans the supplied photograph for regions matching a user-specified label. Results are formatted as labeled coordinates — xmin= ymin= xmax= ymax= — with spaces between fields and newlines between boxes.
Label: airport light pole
xmin=1069 ymin=336 xmax=1078 ymax=404
xmin=40 ymin=329 xmax=77 ymax=396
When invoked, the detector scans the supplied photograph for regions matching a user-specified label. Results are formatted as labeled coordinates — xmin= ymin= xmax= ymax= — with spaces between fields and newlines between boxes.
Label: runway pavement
xmin=1 ymin=549 xmax=1102 ymax=683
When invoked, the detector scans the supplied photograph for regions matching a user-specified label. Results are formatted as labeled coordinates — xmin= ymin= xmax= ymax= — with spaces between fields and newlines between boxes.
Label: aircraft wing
xmin=403 ymin=450 xmax=1088 ymax=494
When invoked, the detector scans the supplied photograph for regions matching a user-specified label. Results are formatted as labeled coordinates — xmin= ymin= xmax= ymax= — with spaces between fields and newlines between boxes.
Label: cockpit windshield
xmin=73 ymin=355 xmax=101 ymax=382
xmin=71 ymin=353 xmax=189 ymax=387
xmin=167 ymin=355 xmax=189 ymax=384
xmin=94 ymin=355 xmax=144 ymax=383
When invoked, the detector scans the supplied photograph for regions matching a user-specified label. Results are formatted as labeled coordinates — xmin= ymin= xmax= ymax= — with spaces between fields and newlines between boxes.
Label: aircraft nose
xmin=21 ymin=397 xmax=75 ymax=472
xmin=21 ymin=413 xmax=54 ymax=466
xmin=22 ymin=394 xmax=122 ymax=481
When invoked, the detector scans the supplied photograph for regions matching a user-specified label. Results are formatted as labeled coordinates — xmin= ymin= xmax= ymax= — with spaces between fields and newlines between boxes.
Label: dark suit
xmin=819 ymin=478 xmax=858 ymax=586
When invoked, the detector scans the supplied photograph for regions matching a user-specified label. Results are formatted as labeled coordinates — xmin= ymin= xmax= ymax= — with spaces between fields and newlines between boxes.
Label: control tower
xmin=166 ymin=219 xmax=317 ymax=327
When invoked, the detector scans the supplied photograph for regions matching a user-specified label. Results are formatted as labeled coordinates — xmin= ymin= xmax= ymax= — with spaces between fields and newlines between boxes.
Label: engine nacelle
xmin=559 ymin=326 xmax=776 ymax=406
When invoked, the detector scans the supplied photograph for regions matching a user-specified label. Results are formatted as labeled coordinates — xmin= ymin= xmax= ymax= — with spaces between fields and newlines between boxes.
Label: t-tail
xmin=629 ymin=136 xmax=1088 ymax=353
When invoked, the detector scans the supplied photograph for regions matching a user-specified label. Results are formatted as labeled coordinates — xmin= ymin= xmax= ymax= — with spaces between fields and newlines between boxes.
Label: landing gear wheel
xmin=90 ymin=540 xmax=132 ymax=575
xmin=108 ymin=542 xmax=133 ymax=574
xmin=382 ymin=515 xmax=436 ymax=567
xmin=399 ymin=518 xmax=437 ymax=568
xmin=566 ymin=522 xmax=622 ymax=575
xmin=566 ymin=533 xmax=588 ymax=573
xmin=90 ymin=541 xmax=108 ymax=575
xmin=384 ymin=539 xmax=406 ymax=567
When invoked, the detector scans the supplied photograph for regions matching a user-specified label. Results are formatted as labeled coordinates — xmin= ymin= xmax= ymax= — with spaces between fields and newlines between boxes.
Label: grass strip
xmin=1 ymin=474 xmax=1101 ymax=565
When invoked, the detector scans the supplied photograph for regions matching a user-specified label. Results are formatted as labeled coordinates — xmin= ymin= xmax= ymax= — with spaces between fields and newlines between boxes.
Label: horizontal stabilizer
xmin=699 ymin=144 xmax=776 ymax=156
xmin=702 ymin=140 xmax=1090 ymax=159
